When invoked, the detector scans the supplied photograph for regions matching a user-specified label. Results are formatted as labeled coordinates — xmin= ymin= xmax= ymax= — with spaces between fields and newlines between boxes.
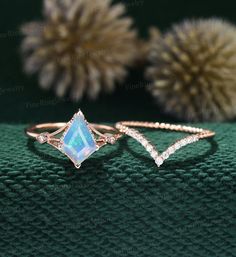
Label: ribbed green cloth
xmin=0 ymin=123 xmax=236 ymax=257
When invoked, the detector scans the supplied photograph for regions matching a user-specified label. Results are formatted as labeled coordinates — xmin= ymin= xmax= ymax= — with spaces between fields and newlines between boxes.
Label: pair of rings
xmin=26 ymin=110 xmax=215 ymax=169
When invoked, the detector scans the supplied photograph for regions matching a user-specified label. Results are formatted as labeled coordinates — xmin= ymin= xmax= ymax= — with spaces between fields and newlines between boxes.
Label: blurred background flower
xmin=146 ymin=18 xmax=236 ymax=121
xmin=1 ymin=0 xmax=236 ymax=123
xmin=21 ymin=0 xmax=138 ymax=101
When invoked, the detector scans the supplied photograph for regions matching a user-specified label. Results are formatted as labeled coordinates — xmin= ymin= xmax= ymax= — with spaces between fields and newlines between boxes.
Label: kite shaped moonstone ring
xmin=26 ymin=110 xmax=122 ymax=168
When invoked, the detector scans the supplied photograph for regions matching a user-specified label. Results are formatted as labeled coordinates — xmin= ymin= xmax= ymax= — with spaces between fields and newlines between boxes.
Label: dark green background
xmin=0 ymin=2 xmax=236 ymax=257
xmin=1 ymin=0 xmax=236 ymax=123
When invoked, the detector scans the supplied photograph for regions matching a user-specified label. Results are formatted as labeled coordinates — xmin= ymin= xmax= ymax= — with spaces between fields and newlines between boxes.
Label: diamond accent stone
xmin=62 ymin=112 xmax=97 ymax=166
xmin=116 ymin=121 xmax=215 ymax=167
xmin=155 ymin=158 xmax=163 ymax=167
xmin=37 ymin=133 xmax=49 ymax=144
xmin=107 ymin=136 xmax=116 ymax=145
xmin=116 ymin=122 xmax=208 ymax=168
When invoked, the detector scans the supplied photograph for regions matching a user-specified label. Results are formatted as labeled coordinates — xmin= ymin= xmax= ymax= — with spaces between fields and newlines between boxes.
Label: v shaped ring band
xmin=115 ymin=121 xmax=215 ymax=167
xmin=26 ymin=110 xmax=215 ymax=169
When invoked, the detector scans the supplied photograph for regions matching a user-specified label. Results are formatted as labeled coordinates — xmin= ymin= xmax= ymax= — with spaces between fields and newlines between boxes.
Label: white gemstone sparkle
xmin=37 ymin=133 xmax=49 ymax=144
xmin=116 ymin=123 xmax=203 ymax=168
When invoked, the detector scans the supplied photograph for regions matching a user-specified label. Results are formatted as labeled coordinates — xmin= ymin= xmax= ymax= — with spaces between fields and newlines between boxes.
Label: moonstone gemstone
xmin=62 ymin=113 xmax=97 ymax=166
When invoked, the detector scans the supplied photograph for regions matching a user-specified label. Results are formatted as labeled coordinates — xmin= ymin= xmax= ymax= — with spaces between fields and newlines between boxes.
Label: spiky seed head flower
xmin=146 ymin=18 xmax=236 ymax=121
xmin=21 ymin=0 xmax=138 ymax=101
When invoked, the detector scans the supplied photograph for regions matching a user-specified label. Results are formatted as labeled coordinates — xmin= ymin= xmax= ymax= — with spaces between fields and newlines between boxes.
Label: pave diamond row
xmin=116 ymin=122 xmax=215 ymax=167
xmin=116 ymin=124 xmax=161 ymax=164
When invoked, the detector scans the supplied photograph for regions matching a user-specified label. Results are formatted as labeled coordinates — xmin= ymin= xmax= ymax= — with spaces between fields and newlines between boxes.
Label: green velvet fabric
xmin=0 ymin=123 xmax=235 ymax=257
xmin=1 ymin=1 xmax=236 ymax=256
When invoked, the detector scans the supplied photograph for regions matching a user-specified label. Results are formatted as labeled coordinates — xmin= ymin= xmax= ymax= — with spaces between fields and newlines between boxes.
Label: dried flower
xmin=146 ymin=19 xmax=236 ymax=121
xmin=21 ymin=0 xmax=138 ymax=100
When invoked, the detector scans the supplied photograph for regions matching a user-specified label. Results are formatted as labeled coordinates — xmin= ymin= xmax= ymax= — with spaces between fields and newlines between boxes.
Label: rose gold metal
xmin=26 ymin=122 xmax=67 ymax=140
xmin=26 ymin=112 xmax=122 ymax=169
xmin=115 ymin=121 xmax=215 ymax=167
xmin=26 ymin=122 xmax=122 ymax=148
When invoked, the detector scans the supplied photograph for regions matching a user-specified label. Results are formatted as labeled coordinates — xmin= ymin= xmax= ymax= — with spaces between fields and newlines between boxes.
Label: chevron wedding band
xmin=116 ymin=121 xmax=215 ymax=167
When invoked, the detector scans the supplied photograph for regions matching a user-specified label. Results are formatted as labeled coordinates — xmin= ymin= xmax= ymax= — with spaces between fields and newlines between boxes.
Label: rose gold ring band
xmin=26 ymin=122 xmax=122 ymax=150
xmin=25 ymin=109 xmax=215 ymax=169
xmin=26 ymin=122 xmax=121 ymax=141
xmin=25 ymin=110 xmax=123 ymax=169
xmin=115 ymin=121 xmax=215 ymax=167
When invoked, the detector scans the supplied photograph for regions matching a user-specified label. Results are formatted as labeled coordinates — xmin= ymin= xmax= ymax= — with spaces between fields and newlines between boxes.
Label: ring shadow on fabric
xmin=27 ymin=136 xmax=218 ymax=173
